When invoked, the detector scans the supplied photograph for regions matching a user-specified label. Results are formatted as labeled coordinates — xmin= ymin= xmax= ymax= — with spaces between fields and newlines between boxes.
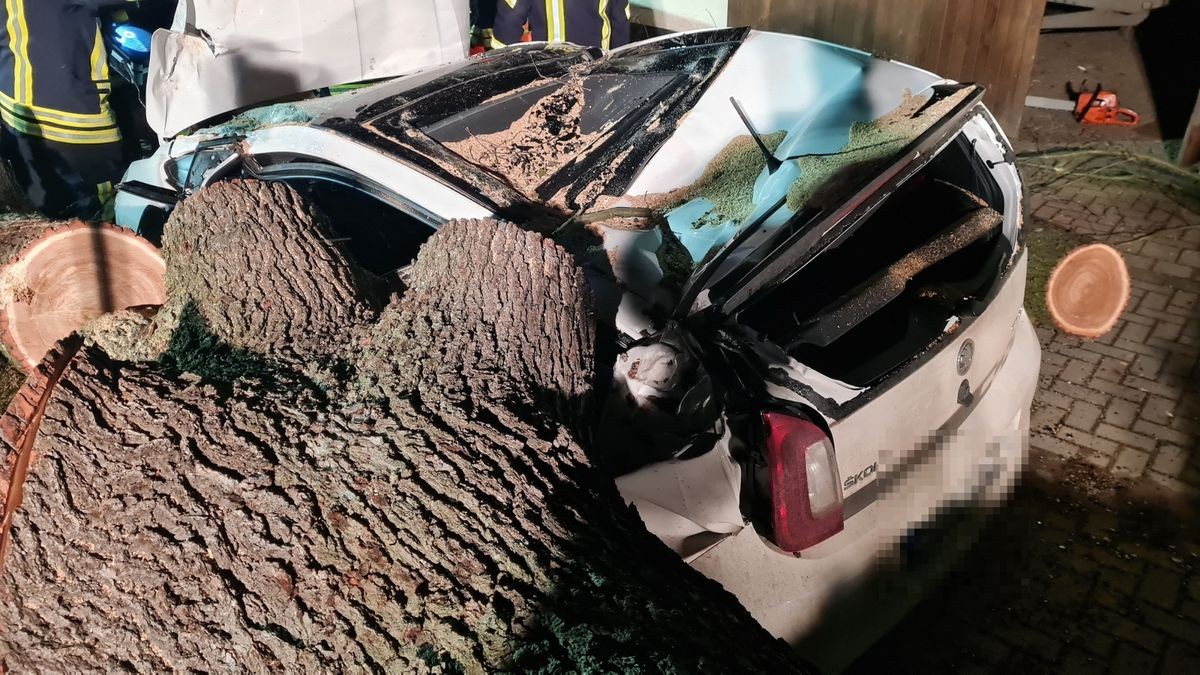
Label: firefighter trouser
xmin=1 ymin=124 xmax=122 ymax=220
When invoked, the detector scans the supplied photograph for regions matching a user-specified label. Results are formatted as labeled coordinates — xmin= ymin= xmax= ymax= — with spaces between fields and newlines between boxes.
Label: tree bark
xmin=161 ymin=179 xmax=377 ymax=363
xmin=0 ymin=181 xmax=807 ymax=672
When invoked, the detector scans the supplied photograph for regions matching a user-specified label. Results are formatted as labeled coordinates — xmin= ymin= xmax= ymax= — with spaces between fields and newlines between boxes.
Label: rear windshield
xmin=357 ymin=30 xmax=749 ymax=211
xmin=424 ymin=72 xmax=681 ymax=199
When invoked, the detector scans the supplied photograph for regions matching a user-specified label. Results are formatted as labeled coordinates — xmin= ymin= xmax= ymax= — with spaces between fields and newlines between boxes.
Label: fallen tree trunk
xmin=0 ymin=180 xmax=806 ymax=672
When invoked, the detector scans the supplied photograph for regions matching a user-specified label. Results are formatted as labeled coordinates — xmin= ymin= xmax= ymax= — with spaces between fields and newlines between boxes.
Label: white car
xmin=117 ymin=28 xmax=1039 ymax=670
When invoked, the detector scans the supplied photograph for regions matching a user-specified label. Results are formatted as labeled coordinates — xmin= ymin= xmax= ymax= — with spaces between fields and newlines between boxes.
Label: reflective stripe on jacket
xmin=492 ymin=0 xmax=631 ymax=50
xmin=0 ymin=0 xmax=128 ymax=145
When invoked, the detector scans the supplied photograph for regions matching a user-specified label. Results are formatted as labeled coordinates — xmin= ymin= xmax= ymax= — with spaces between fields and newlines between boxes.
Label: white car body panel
xmin=705 ymin=255 xmax=1036 ymax=655
xmin=247 ymin=126 xmax=493 ymax=220
xmin=146 ymin=0 xmax=469 ymax=138
xmin=117 ymin=30 xmax=1040 ymax=665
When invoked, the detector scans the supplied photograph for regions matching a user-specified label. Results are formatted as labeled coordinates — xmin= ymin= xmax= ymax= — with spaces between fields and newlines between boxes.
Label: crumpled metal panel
xmin=146 ymin=0 xmax=469 ymax=138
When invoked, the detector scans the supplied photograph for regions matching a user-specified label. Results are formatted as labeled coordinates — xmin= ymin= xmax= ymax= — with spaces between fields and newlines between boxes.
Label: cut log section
xmin=1045 ymin=243 xmax=1131 ymax=339
xmin=0 ymin=220 xmax=165 ymax=371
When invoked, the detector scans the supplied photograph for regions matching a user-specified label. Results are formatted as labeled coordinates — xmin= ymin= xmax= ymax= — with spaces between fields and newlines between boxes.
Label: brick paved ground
xmin=850 ymin=149 xmax=1200 ymax=674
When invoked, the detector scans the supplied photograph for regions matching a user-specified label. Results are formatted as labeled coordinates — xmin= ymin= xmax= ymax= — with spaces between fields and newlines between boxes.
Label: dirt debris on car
xmin=443 ymin=76 xmax=598 ymax=203
xmin=630 ymin=130 xmax=788 ymax=225
xmin=786 ymin=88 xmax=976 ymax=211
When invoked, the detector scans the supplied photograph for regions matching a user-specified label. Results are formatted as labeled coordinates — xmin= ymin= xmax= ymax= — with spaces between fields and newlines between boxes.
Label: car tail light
xmin=762 ymin=411 xmax=845 ymax=553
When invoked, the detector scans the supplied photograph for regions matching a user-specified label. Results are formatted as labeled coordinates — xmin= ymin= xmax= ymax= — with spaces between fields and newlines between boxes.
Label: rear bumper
xmin=688 ymin=280 xmax=1039 ymax=667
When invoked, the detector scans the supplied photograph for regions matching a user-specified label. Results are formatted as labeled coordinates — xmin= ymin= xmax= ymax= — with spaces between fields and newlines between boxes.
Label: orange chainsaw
xmin=1070 ymin=81 xmax=1140 ymax=127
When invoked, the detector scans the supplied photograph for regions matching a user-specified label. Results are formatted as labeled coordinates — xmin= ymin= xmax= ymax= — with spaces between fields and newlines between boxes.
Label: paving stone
xmin=1095 ymin=423 xmax=1157 ymax=451
xmin=1142 ymin=240 xmax=1180 ymax=262
xmin=1030 ymin=433 xmax=1081 ymax=459
xmin=1162 ymin=641 xmax=1200 ymax=675
xmin=1139 ymin=569 xmax=1182 ymax=610
xmin=1112 ymin=643 xmax=1158 ymax=672
xmin=1132 ymin=419 xmax=1193 ymax=447
xmin=1058 ymin=649 xmax=1103 ymax=675
xmin=1183 ymin=600 xmax=1200 ymax=623
xmin=1180 ymin=248 xmax=1200 ymax=269
xmin=1112 ymin=447 xmax=1151 ymax=478
xmin=1147 ymin=208 xmax=1174 ymax=224
xmin=1123 ymin=376 xmax=1186 ymax=401
xmin=1136 ymin=307 xmax=1191 ymax=325
xmin=1145 ymin=471 xmax=1198 ymax=494
xmin=1125 ymin=253 xmax=1155 ymax=271
xmin=1079 ymin=450 xmax=1112 ymax=469
xmin=992 ymin=622 xmax=1062 ymax=663
xmin=1139 ymin=602 xmax=1198 ymax=645
xmin=1031 ymin=406 xmax=1067 ymax=432
xmin=1053 ymin=381 xmax=1111 ymax=408
xmin=1151 ymin=444 xmax=1191 ymax=478
xmin=1163 ymin=305 xmax=1197 ymax=322
xmin=1033 ymin=204 xmax=1059 ymax=220
xmin=1154 ymin=260 xmax=1194 ymax=278
xmin=1141 ymin=395 xmax=1177 ymax=426
xmin=1170 ymin=290 xmax=1198 ymax=309
xmin=1075 ymin=627 xmax=1116 ymax=659
xmin=1060 ymin=358 xmax=1097 ymax=385
xmin=1139 ymin=291 xmax=1170 ymax=312
xmin=1079 ymin=340 xmax=1139 ymax=362
xmin=1060 ymin=427 xmax=1119 ymax=456
xmin=1161 ymin=353 xmax=1195 ymax=378
xmin=1093 ymin=356 xmax=1128 ymax=383
xmin=1056 ymin=346 xmax=1102 ymax=364
xmin=1065 ymin=401 xmax=1102 ymax=431
xmin=1151 ymin=320 xmax=1184 ymax=342
xmin=1035 ymin=389 xmax=1075 ymax=411
xmin=1103 ymin=397 xmax=1140 ymax=425
xmin=1097 ymin=608 xmax=1164 ymax=654
xmin=1089 ymin=377 xmax=1149 ymax=404
xmin=1042 ymin=351 xmax=1068 ymax=367
xmin=1114 ymin=337 xmax=1167 ymax=360
xmin=1091 ymin=547 xmax=1146 ymax=575
xmin=1151 ymin=334 xmax=1200 ymax=356
xmin=1120 ymin=321 xmax=1153 ymax=344
xmin=1130 ymin=354 xmax=1164 ymax=379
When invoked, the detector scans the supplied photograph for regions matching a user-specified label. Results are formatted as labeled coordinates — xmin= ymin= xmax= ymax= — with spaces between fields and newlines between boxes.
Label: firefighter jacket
xmin=0 ymin=0 xmax=131 ymax=145
xmin=492 ymin=0 xmax=631 ymax=50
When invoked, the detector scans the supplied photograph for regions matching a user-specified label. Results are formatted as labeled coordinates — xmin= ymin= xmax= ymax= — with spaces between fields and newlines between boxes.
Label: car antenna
xmin=730 ymin=97 xmax=782 ymax=175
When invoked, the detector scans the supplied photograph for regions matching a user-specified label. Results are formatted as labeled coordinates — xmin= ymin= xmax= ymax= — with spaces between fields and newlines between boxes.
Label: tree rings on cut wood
xmin=0 ymin=220 xmax=165 ymax=371
xmin=1046 ymin=243 xmax=1130 ymax=339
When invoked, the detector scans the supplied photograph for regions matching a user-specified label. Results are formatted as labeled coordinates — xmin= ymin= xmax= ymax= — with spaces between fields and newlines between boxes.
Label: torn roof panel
xmin=146 ymin=0 xmax=470 ymax=138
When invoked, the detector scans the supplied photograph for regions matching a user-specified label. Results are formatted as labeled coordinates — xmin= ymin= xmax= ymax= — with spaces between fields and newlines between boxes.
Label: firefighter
xmin=492 ymin=0 xmax=631 ymax=50
xmin=0 ymin=1 xmax=143 ymax=220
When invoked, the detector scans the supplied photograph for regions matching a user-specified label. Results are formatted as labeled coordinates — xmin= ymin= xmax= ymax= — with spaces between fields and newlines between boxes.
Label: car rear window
xmin=423 ymin=72 xmax=682 ymax=199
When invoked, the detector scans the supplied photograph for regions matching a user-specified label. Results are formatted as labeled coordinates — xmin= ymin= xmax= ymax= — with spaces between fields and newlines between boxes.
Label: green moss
xmin=159 ymin=303 xmax=280 ymax=386
xmin=416 ymin=644 xmax=465 ymax=673
xmin=0 ymin=360 xmax=24 ymax=409
xmin=678 ymin=131 xmax=787 ymax=224
xmin=1025 ymin=226 xmax=1090 ymax=329
xmin=656 ymin=225 xmax=695 ymax=292
xmin=786 ymin=123 xmax=910 ymax=211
